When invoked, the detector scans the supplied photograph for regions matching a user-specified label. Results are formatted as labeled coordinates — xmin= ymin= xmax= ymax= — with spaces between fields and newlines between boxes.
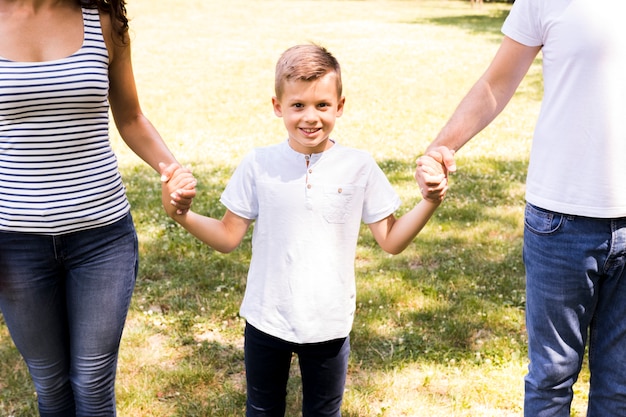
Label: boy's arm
xmin=168 ymin=209 xmax=252 ymax=254
xmin=368 ymin=199 xmax=441 ymax=255
xmin=369 ymin=154 xmax=447 ymax=254
xmin=162 ymin=165 xmax=252 ymax=253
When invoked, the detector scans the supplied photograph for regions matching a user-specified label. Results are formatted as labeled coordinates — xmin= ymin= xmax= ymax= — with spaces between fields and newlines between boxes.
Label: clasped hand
xmin=159 ymin=162 xmax=197 ymax=215
xmin=414 ymin=146 xmax=456 ymax=202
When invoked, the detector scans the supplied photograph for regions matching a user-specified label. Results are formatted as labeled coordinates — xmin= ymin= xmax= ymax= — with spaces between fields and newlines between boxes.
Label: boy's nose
xmin=302 ymin=106 xmax=318 ymax=121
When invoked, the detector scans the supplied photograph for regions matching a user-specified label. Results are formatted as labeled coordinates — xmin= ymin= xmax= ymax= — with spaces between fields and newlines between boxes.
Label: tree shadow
xmin=410 ymin=8 xmax=511 ymax=41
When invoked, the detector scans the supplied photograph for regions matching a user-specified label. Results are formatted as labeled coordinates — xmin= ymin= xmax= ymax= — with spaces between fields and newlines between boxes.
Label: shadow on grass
xmin=352 ymin=157 xmax=528 ymax=368
xmin=409 ymin=3 xmax=545 ymax=105
xmin=120 ymin=155 xmax=528 ymax=414
xmin=0 ymin=155 xmax=529 ymax=416
xmin=410 ymin=8 xmax=511 ymax=41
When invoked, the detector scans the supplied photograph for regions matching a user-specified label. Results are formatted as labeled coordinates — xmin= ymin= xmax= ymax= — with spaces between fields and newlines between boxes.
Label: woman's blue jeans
xmin=244 ymin=323 xmax=350 ymax=417
xmin=0 ymin=213 xmax=138 ymax=417
xmin=523 ymin=203 xmax=626 ymax=417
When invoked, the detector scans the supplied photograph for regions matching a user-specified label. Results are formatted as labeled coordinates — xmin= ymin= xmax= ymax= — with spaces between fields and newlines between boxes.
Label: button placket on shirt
xmin=304 ymin=155 xmax=313 ymax=209
xmin=303 ymin=154 xmax=323 ymax=210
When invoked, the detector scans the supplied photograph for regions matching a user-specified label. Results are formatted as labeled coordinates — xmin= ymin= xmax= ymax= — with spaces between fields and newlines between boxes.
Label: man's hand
xmin=415 ymin=146 xmax=456 ymax=202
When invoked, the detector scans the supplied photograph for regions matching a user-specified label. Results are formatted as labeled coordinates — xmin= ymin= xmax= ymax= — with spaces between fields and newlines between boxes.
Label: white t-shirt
xmin=220 ymin=140 xmax=401 ymax=343
xmin=503 ymin=0 xmax=626 ymax=218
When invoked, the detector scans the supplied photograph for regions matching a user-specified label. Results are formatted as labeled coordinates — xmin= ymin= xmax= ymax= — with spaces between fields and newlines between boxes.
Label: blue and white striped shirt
xmin=0 ymin=7 xmax=130 ymax=234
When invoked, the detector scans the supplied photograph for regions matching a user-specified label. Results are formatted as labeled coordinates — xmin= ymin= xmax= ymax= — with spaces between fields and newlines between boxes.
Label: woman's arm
xmin=101 ymin=12 xmax=195 ymax=207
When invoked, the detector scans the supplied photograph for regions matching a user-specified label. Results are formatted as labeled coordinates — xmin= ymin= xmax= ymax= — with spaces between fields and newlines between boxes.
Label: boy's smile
xmin=272 ymin=72 xmax=345 ymax=155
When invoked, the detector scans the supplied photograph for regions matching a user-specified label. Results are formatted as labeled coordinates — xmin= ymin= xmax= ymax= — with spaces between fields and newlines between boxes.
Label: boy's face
xmin=272 ymin=72 xmax=345 ymax=154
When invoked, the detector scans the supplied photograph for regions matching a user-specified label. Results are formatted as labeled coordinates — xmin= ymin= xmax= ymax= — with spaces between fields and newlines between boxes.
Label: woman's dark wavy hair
xmin=78 ymin=0 xmax=129 ymax=41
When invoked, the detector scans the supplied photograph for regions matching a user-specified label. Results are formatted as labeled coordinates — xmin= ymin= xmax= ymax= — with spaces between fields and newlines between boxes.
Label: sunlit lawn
xmin=0 ymin=0 xmax=591 ymax=416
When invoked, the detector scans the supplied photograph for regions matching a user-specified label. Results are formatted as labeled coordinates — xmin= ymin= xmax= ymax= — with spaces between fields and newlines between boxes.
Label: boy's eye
xmin=290 ymin=102 xmax=331 ymax=109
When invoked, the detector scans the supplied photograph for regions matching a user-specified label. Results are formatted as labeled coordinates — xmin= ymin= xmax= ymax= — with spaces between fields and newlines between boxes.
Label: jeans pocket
xmin=524 ymin=203 xmax=565 ymax=235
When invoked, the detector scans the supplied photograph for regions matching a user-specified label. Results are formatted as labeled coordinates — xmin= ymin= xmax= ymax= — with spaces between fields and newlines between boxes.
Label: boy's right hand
xmin=159 ymin=163 xmax=197 ymax=216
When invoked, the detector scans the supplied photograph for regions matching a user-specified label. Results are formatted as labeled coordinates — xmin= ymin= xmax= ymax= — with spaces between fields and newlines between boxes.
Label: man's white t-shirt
xmin=220 ymin=140 xmax=401 ymax=344
xmin=503 ymin=0 xmax=626 ymax=218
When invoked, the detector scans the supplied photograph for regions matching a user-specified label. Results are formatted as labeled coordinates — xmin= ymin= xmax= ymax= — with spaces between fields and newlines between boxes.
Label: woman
xmin=0 ymin=1 xmax=194 ymax=415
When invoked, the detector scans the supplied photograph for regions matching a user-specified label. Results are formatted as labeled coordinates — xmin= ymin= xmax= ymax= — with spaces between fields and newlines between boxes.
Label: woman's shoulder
xmin=97 ymin=8 xmax=130 ymax=62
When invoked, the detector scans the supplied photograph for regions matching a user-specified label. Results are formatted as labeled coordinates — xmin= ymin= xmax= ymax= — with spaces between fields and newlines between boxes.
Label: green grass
xmin=0 ymin=0 xmax=591 ymax=416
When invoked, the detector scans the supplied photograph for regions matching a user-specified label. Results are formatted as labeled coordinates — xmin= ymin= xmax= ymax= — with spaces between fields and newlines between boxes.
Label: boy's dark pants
xmin=244 ymin=322 xmax=350 ymax=417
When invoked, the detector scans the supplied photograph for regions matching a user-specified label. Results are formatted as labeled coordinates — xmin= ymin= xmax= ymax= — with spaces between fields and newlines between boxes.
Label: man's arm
xmin=416 ymin=37 xmax=541 ymax=193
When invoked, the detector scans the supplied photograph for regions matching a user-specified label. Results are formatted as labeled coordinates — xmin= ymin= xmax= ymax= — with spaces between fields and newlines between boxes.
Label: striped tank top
xmin=0 ymin=7 xmax=130 ymax=235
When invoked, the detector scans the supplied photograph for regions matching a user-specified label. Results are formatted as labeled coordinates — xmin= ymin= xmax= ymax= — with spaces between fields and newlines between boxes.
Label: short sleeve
xmin=502 ymin=0 xmax=543 ymax=47
xmin=361 ymin=159 xmax=401 ymax=224
xmin=220 ymin=151 xmax=258 ymax=220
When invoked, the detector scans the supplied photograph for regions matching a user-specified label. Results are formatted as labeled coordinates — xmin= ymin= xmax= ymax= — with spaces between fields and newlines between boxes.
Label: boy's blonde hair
xmin=274 ymin=44 xmax=342 ymax=99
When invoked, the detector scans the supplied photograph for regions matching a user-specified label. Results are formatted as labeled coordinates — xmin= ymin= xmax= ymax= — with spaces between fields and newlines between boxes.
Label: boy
xmin=161 ymin=44 xmax=447 ymax=417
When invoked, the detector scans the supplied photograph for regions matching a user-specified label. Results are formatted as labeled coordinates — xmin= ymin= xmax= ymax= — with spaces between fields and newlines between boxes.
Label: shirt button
xmin=307 ymin=184 xmax=312 ymax=189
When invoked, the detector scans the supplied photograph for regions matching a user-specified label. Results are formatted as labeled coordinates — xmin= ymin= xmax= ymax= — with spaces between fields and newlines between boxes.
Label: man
xmin=415 ymin=1 xmax=626 ymax=415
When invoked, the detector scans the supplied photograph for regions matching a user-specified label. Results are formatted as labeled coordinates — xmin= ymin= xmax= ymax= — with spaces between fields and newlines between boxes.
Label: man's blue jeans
xmin=0 ymin=213 xmax=138 ymax=417
xmin=244 ymin=323 xmax=350 ymax=417
xmin=523 ymin=203 xmax=626 ymax=417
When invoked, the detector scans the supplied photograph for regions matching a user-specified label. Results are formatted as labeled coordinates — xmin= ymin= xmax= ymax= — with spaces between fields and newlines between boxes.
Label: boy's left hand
xmin=415 ymin=154 xmax=449 ymax=202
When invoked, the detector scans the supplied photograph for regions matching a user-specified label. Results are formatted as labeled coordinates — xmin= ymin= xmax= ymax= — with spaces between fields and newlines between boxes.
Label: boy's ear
xmin=336 ymin=96 xmax=346 ymax=117
xmin=272 ymin=96 xmax=283 ymax=117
